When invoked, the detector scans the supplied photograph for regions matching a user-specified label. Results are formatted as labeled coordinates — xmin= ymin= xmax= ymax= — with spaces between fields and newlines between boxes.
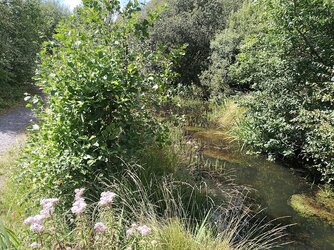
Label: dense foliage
xmin=0 ymin=0 xmax=68 ymax=112
xmin=200 ymin=0 xmax=261 ymax=98
xmin=4 ymin=0 xmax=334 ymax=247
xmin=147 ymin=0 xmax=243 ymax=92
xmin=209 ymin=0 xmax=334 ymax=182
xmin=0 ymin=0 xmax=68 ymax=85
xmin=21 ymin=0 xmax=179 ymax=201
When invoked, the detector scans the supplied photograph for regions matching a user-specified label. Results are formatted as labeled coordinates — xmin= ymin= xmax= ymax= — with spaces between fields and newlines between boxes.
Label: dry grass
xmin=208 ymin=99 xmax=246 ymax=134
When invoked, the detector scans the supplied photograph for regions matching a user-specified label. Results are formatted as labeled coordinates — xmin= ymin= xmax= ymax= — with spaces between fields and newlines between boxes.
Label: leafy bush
xmin=0 ymin=0 xmax=69 ymax=113
xmin=21 ymin=0 xmax=179 ymax=203
xmin=200 ymin=0 xmax=262 ymax=99
xmin=0 ymin=0 xmax=68 ymax=85
xmin=147 ymin=0 xmax=243 ymax=92
xmin=225 ymin=0 xmax=334 ymax=182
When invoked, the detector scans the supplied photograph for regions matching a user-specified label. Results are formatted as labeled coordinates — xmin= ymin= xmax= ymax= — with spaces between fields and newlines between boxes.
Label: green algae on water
xmin=289 ymin=189 xmax=334 ymax=225
xmin=203 ymin=149 xmax=244 ymax=165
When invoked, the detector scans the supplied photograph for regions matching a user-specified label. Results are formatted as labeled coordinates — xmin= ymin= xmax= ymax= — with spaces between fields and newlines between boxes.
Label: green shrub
xmin=200 ymin=0 xmax=262 ymax=99
xmin=20 ymin=0 xmax=179 ymax=204
xmin=148 ymin=0 xmax=243 ymax=92
xmin=0 ymin=0 xmax=69 ymax=112
xmin=227 ymin=0 xmax=334 ymax=182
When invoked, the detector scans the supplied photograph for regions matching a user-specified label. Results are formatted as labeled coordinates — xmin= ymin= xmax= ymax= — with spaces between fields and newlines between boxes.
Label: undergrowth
xmin=0 ymin=125 xmax=290 ymax=249
xmin=0 ymin=84 xmax=36 ymax=115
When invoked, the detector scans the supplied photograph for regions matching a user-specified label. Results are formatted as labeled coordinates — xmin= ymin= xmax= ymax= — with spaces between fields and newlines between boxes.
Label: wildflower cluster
xmin=94 ymin=222 xmax=108 ymax=233
xmin=127 ymin=223 xmax=152 ymax=237
xmin=71 ymin=188 xmax=87 ymax=215
xmin=24 ymin=198 xmax=59 ymax=248
xmin=24 ymin=198 xmax=59 ymax=233
xmin=92 ymin=192 xmax=116 ymax=235
xmin=98 ymin=191 xmax=116 ymax=207
xmin=23 ymin=188 xmax=155 ymax=249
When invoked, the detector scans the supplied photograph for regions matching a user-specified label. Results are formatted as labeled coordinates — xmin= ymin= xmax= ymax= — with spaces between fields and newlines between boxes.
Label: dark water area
xmin=188 ymin=127 xmax=334 ymax=250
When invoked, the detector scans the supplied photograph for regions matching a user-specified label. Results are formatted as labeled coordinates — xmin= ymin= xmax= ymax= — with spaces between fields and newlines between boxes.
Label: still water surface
xmin=190 ymin=128 xmax=334 ymax=250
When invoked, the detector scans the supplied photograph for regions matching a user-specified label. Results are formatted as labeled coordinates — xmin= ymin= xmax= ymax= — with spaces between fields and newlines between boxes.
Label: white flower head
xmin=74 ymin=188 xmax=85 ymax=199
xmin=24 ymin=215 xmax=46 ymax=226
xmin=126 ymin=227 xmax=136 ymax=237
xmin=94 ymin=222 xmax=108 ymax=233
xmin=137 ymin=225 xmax=151 ymax=236
xmin=71 ymin=188 xmax=87 ymax=215
xmin=126 ymin=223 xmax=138 ymax=237
xmin=30 ymin=242 xmax=41 ymax=248
xmin=30 ymin=223 xmax=45 ymax=233
xmin=152 ymin=84 xmax=159 ymax=91
xmin=32 ymin=124 xmax=40 ymax=131
xmin=40 ymin=198 xmax=59 ymax=206
xmin=39 ymin=198 xmax=59 ymax=217
xmin=71 ymin=198 xmax=87 ymax=215
xmin=98 ymin=191 xmax=116 ymax=207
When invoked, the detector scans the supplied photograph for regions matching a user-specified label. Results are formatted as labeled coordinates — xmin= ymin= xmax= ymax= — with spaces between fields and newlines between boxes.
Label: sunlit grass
xmin=13 ymin=168 xmax=288 ymax=249
xmin=208 ymin=99 xmax=246 ymax=136
xmin=0 ymin=135 xmax=36 ymax=240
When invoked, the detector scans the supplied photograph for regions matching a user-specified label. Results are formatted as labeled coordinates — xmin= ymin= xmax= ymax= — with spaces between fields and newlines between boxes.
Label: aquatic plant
xmin=289 ymin=188 xmax=334 ymax=225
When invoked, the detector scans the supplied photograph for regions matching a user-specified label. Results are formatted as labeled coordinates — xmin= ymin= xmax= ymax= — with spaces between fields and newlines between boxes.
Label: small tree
xmin=22 ymin=0 xmax=179 ymax=203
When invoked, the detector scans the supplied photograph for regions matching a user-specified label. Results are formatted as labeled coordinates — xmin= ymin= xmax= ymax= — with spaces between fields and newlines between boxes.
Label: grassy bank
xmin=289 ymin=188 xmax=334 ymax=225
xmin=0 ymin=125 xmax=289 ymax=249
xmin=0 ymin=135 xmax=34 ymax=230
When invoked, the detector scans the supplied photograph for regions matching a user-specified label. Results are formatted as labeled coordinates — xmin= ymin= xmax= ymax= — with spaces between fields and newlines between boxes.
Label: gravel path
xmin=0 ymin=107 xmax=34 ymax=155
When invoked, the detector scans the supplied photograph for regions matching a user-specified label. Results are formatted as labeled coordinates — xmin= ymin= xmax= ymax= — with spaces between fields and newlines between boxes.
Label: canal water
xmin=188 ymin=127 xmax=334 ymax=250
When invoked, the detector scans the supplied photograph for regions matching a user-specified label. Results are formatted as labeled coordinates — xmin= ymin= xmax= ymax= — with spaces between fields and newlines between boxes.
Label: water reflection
xmin=189 ymin=128 xmax=334 ymax=250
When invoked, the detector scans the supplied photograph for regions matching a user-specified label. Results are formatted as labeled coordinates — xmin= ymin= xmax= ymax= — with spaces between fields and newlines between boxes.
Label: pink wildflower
xmin=71 ymin=188 xmax=87 ymax=215
xmin=40 ymin=198 xmax=59 ymax=206
xmin=74 ymin=188 xmax=85 ymax=199
xmin=30 ymin=242 xmax=41 ymax=248
xmin=137 ymin=225 xmax=151 ymax=236
xmin=40 ymin=207 xmax=53 ymax=218
xmin=24 ymin=215 xmax=45 ymax=225
xmin=71 ymin=198 xmax=87 ymax=215
xmin=39 ymin=198 xmax=59 ymax=218
xmin=94 ymin=222 xmax=108 ymax=233
xmin=30 ymin=223 xmax=45 ymax=233
xmin=126 ymin=227 xmax=136 ymax=237
xmin=126 ymin=223 xmax=138 ymax=237
xmin=98 ymin=191 xmax=116 ymax=207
